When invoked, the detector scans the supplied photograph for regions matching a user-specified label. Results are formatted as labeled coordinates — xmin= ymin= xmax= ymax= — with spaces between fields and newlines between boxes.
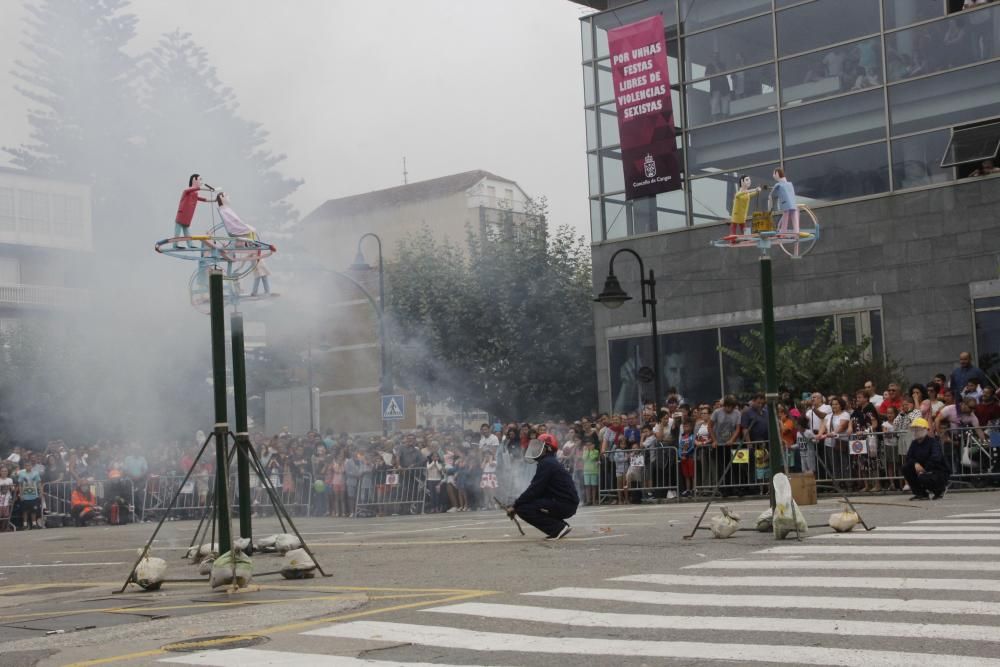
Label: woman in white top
xmin=426 ymin=453 xmax=445 ymax=513
xmin=818 ymin=396 xmax=852 ymax=479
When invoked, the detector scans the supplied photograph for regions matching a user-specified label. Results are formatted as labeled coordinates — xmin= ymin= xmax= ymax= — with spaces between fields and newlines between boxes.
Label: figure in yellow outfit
xmin=730 ymin=175 xmax=767 ymax=239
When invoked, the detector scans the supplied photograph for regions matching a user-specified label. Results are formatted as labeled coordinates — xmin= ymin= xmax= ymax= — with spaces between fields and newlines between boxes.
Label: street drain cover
xmin=162 ymin=635 xmax=269 ymax=653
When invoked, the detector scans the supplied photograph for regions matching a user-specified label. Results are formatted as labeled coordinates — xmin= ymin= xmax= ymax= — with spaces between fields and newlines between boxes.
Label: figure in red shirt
xmin=173 ymin=173 xmax=215 ymax=248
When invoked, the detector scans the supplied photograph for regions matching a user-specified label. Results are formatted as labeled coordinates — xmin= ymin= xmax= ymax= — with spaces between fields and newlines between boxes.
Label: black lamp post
xmin=595 ymin=248 xmax=662 ymax=411
xmin=350 ymin=233 xmax=390 ymax=433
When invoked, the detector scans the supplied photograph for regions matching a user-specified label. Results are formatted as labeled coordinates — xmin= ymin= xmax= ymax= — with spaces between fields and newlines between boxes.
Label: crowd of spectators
xmin=2 ymin=352 xmax=998 ymax=532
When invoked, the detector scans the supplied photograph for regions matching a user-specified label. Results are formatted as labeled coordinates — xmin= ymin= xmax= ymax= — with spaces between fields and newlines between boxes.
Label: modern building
xmin=289 ymin=170 xmax=538 ymax=434
xmin=575 ymin=0 xmax=1000 ymax=410
xmin=0 ymin=167 xmax=93 ymax=329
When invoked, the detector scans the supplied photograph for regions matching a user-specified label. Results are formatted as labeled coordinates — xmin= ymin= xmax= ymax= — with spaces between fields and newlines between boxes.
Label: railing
xmin=353 ymin=466 xmax=427 ymax=517
xmin=140 ymin=471 xmax=313 ymax=521
xmin=0 ymin=283 xmax=90 ymax=308
xmin=598 ymin=444 xmax=681 ymax=504
xmin=39 ymin=477 xmax=135 ymax=524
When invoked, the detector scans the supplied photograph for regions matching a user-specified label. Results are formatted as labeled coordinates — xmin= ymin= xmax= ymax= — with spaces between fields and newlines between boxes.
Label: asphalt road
xmin=2 ymin=491 xmax=1000 ymax=666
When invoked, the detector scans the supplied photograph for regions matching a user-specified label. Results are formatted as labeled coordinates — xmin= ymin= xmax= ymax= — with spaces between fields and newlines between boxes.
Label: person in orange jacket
xmin=71 ymin=479 xmax=99 ymax=526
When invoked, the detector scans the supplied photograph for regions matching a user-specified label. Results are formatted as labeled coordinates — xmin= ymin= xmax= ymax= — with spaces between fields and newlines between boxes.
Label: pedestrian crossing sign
xmin=381 ymin=394 xmax=405 ymax=421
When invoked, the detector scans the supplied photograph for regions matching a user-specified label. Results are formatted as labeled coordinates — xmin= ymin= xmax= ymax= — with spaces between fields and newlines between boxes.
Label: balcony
xmin=0 ymin=283 xmax=90 ymax=309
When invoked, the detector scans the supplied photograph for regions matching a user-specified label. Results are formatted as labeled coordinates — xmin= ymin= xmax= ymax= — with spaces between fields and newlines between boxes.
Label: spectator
xmin=582 ymin=440 xmax=599 ymax=506
xmin=819 ymin=396 xmax=852 ymax=479
xmin=950 ymin=351 xmax=990 ymax=399
xmin=478 ymin=423 xmax=499 ymax=455
xmin=678 ymin=418 xmax=696 ymax=497
xmin=926 ymin=382 xmax=946 ymax=418
xmin=974 ymin=386 xmax=1000 ymax=425
xmin=877 ymin=384 xmax=903 ymax=415
xmin=16 ymin=459 xmax=42 ymax=529
xmin=970 ymin=159 xmax=1000 ymax=177
xmin=804 ymin=392 xmax=830 ymax=473
xmin=709 ymin=395 xmax=742 ymax=493
xmin=70 ymin=479 xmax=100 ymax=526
xmin=864 ymin=381 xmax=884 ymax=408
xmin=0 ymin=465 xmax=13 ymax=531
xmin=425 ymin=452 xmax=445 ymax=513
xmin=902 ymin=418 xmax=950 ymax=500
xmin=934 ymin=397 xmax=982 ymax=439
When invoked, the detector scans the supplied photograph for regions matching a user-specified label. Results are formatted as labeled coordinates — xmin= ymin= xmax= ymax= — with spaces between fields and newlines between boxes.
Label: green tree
xmin=387 ymin=199 xmax=596 ymax=419
xmin=719 ymin=320 xmax=903 ymax=397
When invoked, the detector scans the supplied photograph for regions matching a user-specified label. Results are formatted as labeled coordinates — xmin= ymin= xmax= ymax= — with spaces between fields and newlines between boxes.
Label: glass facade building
xmin=582 ymin=0 xmax=1000 ymax=240
xmin=580 ymin=0 xmax=1000 ymax=408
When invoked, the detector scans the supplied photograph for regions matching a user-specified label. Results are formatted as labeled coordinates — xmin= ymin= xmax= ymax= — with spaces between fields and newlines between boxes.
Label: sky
xmin=0 ymin=0 xmax=595 ymax=239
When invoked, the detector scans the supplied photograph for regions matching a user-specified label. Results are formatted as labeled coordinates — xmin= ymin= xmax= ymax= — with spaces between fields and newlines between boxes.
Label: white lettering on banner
xmin=617 ymin=84 xmax=667 ymax=108
xmin=631 ymin=42 xmax=662 ymax=59
xmin=623 ymin=100 xmax=664 ymax=119
xmin=623 ymin=60 xmax=653 ymax=76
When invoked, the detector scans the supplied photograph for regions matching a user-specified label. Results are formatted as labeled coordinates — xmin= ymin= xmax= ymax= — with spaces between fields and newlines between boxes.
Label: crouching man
xmin=510 ymin=434 xmax=578 ymax=540
xmin=902 ymin=417 xmax=950 ymax=500
xmin=71 ymin=479 xmax=100 ymax=526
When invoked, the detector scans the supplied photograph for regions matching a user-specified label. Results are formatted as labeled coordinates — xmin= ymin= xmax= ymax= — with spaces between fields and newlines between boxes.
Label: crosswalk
xmin=162 ymin=504 xmax=1000 ymax=667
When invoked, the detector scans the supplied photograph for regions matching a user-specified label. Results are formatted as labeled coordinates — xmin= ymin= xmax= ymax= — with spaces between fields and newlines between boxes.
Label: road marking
xmin=854 ymin=525 xmax=1000 ymax=532
xmin=0 ymin=562 xmax=125 ymax=568
xmin=809 ymin=532 xmax=1000 ymax=541
xmin=161 ymin=650 xmax=512 ymax=666
xmin=426 ymin=601 xmax=1000 ymax=643
xmin=307 ymin=620 xmax=1000 ymax=666
xmin=908 ymin=519 xmax=1000 ymax=524
xmin=761 ymin=545 xmax=1000 ymax=555
xmin=526 ymin=587 xmax=1000 ymax=615
xmin=948 ymin=513 xmax=1000 ymax=518
xmin=612 ymin=574 xmax=1000 ymax=592
xmin=683 ymin=559 xmax=1000 ymax=571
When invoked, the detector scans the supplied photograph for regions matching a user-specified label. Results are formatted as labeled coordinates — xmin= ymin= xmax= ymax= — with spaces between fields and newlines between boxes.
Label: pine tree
xmin=139 ymin=30 xmax=301 ymax=234
xmin=4 ymin=0 xmax=142 ymax=239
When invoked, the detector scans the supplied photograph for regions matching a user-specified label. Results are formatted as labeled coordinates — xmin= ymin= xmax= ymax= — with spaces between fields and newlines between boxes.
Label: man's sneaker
xmin=909 ymin=494 xmax=930 ymax=501
xmin=546 ymin=524 xmax=572 ymax=540
xmin=932 ymin=490 xmax=946 ymax=500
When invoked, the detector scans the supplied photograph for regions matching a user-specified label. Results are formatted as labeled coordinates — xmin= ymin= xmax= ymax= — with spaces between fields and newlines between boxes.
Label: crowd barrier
xmin=36 ymin=477 xmax=136 ymax=526
xmin=353 ymin=466 xmax=427 ymax=517
xmin=140 ymin=471 xmax=313 ymax=521
xmin=598 ymin=444 xmax=681 ymax=503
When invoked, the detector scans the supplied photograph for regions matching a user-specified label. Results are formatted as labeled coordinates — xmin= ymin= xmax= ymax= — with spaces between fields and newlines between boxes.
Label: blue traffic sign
xmin=381 ymin=394 xmax=405 ymax=421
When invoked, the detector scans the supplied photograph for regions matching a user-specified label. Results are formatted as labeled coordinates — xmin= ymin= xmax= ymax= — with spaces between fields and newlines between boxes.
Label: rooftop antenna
xmin=402 ymin=156 xmax=408 ymax=185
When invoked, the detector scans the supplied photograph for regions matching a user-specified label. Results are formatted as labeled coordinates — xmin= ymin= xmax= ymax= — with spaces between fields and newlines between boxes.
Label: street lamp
xmin=595 ymin=248 xmax=662 ymax=411
xmin=350 ymin=233 xmax=391 ymax=433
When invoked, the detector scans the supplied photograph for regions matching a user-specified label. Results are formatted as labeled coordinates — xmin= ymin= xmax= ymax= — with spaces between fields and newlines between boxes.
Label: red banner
xmin=607 ymin=15 xmax=681 ymax=200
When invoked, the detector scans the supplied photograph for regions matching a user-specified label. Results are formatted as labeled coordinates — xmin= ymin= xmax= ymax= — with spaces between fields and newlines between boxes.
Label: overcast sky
xmin=0 ymin=0 xmax=594 ymax=238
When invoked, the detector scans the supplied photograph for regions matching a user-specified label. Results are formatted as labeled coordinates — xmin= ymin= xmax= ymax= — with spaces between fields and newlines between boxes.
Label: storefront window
xmin=889 ymin=60 xmax=1000 ymax=135
xmin=885 ymin=5 xmax=999 ymax=83
xmin=686 ymin=112 xmax=779 ymax=175
xmin=779 ymin=37 xmax=882 ymax=106
xmin=784 ymin=142 xmax=889 ymax=203
xmin=686 ymin=63 xmax=777 ymax=127
xmin=683 ymin=15 xmax=774 ymax=82
xmin=776 ymin=0 xmax=879 ymax=57
xmin=891 ymin=130 xmax=954 ymax=190
xmin=782 ymin=89 xmax=885 ymax=158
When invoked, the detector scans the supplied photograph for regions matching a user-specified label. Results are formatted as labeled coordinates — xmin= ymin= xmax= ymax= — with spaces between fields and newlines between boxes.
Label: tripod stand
xmin=117 ymin=269 xmax=327 ymax=593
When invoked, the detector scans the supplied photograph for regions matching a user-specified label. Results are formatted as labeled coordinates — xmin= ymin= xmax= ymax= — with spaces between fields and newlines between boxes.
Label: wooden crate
xmin=789 ymin=472 xmax=817 ymax=506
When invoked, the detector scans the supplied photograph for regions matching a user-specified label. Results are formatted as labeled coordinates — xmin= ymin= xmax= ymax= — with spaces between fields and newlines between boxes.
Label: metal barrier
xmin=39 ymin=478 xmax=135 ymax=524
xmin=598 ymin=444 xmax=680 ymax=504
xmin=353 ymin=466 xmax=426 ymax=517
xmin=944 ymin=425 xmax=1000 ymax=487
xmin=140 ymin=471 xmax=313 ymax=521
xmin=689 ymin=440 xmax=774 ymax=498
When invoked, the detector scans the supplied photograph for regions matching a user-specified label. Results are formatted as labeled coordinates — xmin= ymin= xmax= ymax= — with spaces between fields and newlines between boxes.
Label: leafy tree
xmin=387 ymin=199 xmax=596 ymax=420
xmin=719 ymin=320 xmax=903 ymax=397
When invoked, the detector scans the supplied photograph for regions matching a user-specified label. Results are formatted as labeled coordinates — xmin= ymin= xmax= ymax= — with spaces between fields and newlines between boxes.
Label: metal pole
xmin=230 ymin=311 xmax=252 ymax=547
xmin=208 ymin=270 xmax=232 ymax=555
xmin=759 ymin=253 xmax=783 ymax=508
xmin=646 ymin=269 xmax=663 ymax=410
xmin=375 ymin=240 xmax=389 ymax=437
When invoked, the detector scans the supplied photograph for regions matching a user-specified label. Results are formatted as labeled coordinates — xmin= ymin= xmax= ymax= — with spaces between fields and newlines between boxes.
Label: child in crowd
xmin=625 ymin=441 xmax=644 ymax=504
xmin=582 ymin=441 xmax=599 ymax=506
xmin=479 ymin=452 xmax=498 ymax=506
xmin=678 ymin=418 xmax=696 ymax=497
xmin=613 ymin=435 xmax=629 ymax=504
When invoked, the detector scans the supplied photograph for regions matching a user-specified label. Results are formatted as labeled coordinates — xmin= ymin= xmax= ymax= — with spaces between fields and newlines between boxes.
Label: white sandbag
xmin=709 ymin=506 xmax=740 ymax=538
xmin=829 ymin=509 xmax=860 ymax=533
xmin=274 ymin=533 xmax=302 ymax=554
xmin=755 ymin=508 xmax=773 ymax=532
xmin=772 ymin=472 xmax=808 ymax=540
xmin=135 ymin=555 xmax=167 ymax=590
xmin=188 ymin=543 xmax=219 ymax=563
xmin=210 ymin=549 xmax=253 ymax=589
xmin=256 ymin=534 xmax=279 ymax=552
xmin=233 ymin=537 xmax=251 ymax=552
xmin=198 ymin=557 xmax=215 ymax=576
xmin=280 ymin=548 xmax=317 ymax=580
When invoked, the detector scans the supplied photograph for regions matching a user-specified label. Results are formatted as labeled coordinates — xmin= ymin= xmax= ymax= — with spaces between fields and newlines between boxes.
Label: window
xmin=681 ymin=0 xmax=772 ymax=33
xmin=581 ymin=18 xmax=593 ymax=61
xmin=504 ymin=188 xmax=514 ymax=205
xmin=0 ymin=256 xmax=19 ymax=284
xmin=779 ymin=37 xmax=882 ymax=106
xmin=889 ymin=60 xmax=1000 ymax=135
xmin=17 ymin=190 xmax=50 ymax=234
xmin=588 ymin=153 xmax=600 ymax=196
xmin=603 ymin=197 xmax=628 ymax=240
xmin=892 ymin=130 xmax=954 ymax=189
xmin=783 ymin=141 xmax=890 ymax=203
xmin=686 ymin=112 xmax=779 ymax=175
xmin=487 ymin=186 xmax=496 ymax=207
xmin=688 ymin=163 xmax=778 ymax=226
xmin=600 ymin=148 xmax=625 ymax=194
xmin=593 ymin=0 xmax=679 ymax=62
xmin=654 ymin=189 xmax=687 ymax=231
xmin=599 ymin=102 xmax=619 ymax=147
xmin=974 ymin=298 xmax=1000 ymax=384
xmin=597 ymin=60 xmax=614 ymax=104
xmin=662 ymin=329 xmax=722 ymax=405
xmin=586 ymin=109 xmax=598 ymax=150
xmin=583 ymin=63 xmax=596 ymax=105
xmin=685 ymin=63 xmax=777 ymax=127
xmin=590 ymin=199 xmax=602 ymax=241
xmin=883 ymin=0 xmax=946 ymax=29
xmin=884 ymin=4 xmax=999 ymax=82
xmin=683 ymin=15 xmax=774 ymax=82
xmin=0 ymin=188 xmax=13 ymax=232
xmin=776 ymin=0 xmax=880 ymax=57
xmin=781 ymin=89 xmax=885 ymax=158
xmin=940 ymin=120 xmax=1000 ymax=167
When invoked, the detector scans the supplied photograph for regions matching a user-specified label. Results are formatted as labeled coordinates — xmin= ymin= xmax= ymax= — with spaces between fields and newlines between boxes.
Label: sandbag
xmin=755 ymin=508 xmax=773 ymax=532
xmin=255 ymin=534 xmax=278 ymax=552
xmin=274 ymin=534 xmax=301 ymax=554
xmin=772 ymin=472 xmax=808 ymax=540
xmin=135 ymin=555 xmax=167 ymax=590
xmin=829 ymin=509 xmax=860 ymax=533
xmin=280 ymin=548 xmax=317 ymax=580
xmin=187 ymin=543 xmax=219 ymax=563
xmin=198 ymin=557 xmax=215 ymax=576
xmin=210 ymin=549 xmax=253 ymax=589
xmin=709 ymin=506 xmax=740 ymax=538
